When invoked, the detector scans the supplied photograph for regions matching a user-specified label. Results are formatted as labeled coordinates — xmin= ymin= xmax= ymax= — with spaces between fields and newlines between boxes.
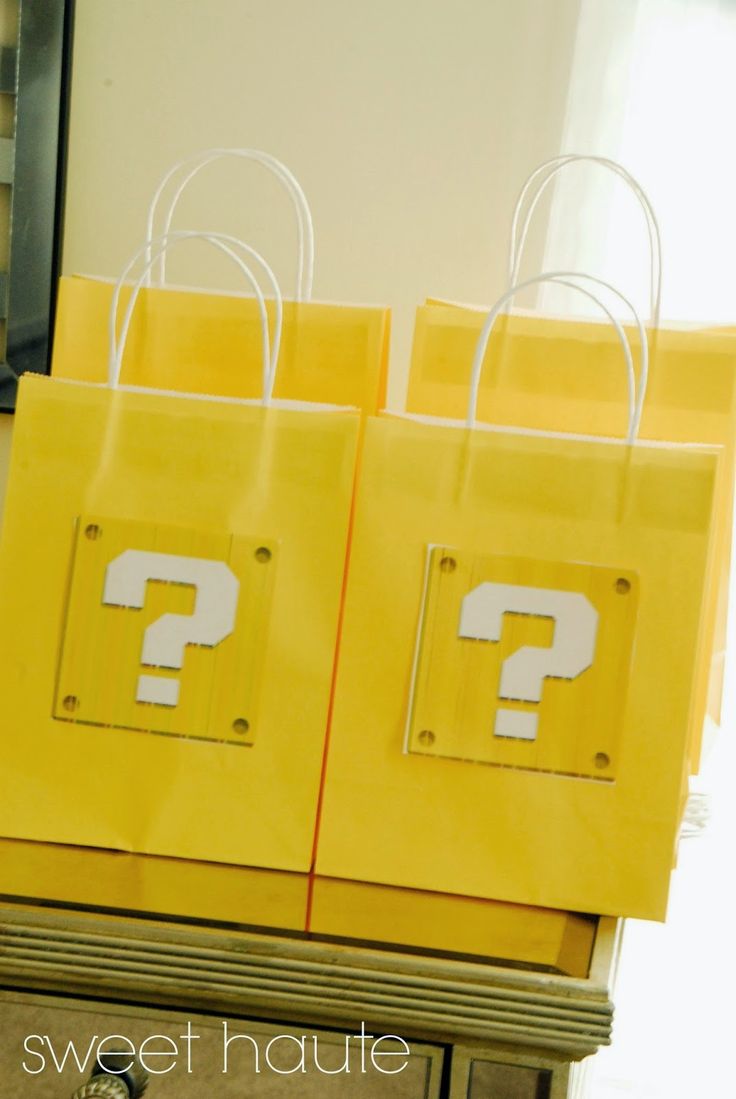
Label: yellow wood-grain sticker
xmin=55 ymin=515 xmax=276 ymax=745
xmin=407 ymin=547 xmax=638 ymax=779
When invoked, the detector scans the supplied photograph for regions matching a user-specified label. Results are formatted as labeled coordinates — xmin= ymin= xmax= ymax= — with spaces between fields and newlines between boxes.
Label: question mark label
xmin=54 ymin=516 xmax=277 ymax=743
xmin=406 ymin=547 xmax=637 ymax=780
xmin=102 ymin=549 xmax=240 ymax=707
xmin=459 ymin=583 xmax=598 ymax=741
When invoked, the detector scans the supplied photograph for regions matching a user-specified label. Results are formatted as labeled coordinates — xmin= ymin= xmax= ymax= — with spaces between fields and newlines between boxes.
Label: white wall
xmin=541 ymin=0 xmax=736 ymax=325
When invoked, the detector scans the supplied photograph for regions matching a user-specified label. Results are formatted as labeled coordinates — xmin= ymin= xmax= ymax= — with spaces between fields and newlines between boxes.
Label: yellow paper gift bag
xmin=316 ymin=279 xmax=722 ymax=920
xmin=0 ymin=235 xmax=361 ymax=873
xmin=52 ymin=147 xmax=389 ymax=413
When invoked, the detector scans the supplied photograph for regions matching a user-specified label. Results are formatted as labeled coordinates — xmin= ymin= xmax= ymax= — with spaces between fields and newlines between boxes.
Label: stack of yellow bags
xmin=0 ymin=151 xmax=731 ymax=966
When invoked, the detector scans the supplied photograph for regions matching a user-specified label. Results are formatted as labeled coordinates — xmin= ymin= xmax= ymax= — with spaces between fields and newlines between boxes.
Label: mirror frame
xmin=0 ymin=0 xmax=75 ymax=412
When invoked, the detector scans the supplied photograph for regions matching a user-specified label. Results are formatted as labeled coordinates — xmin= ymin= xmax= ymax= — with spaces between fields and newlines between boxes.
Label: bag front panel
xmin=0 ymin=375 xmax=360 ymax=872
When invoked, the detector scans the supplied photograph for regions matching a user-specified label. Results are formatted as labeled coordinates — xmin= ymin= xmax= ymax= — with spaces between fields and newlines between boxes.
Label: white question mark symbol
xmin=103 ymin=549 xmax=240 ymax=707
xmin=459 ymin=582 xmax=598 ymax=740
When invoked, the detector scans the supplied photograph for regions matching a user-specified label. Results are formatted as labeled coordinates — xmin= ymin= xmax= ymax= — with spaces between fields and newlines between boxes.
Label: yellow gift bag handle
xmin=55 ymin=151 xmax=389 ymax=412
xmin=508 ymin=154 xmax=662 ymax=329
xmin=109 ymin=229 xmax=283 ymax=400
xmin=496 ymin=268 xmax=649 ymax=434
xmin=466 ymin=272 xmax=643 ymax=441
xmin=145 ymin=147 xmax=314 ymax=300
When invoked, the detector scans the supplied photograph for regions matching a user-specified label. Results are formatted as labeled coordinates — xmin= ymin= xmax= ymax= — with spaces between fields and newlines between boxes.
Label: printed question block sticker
xmin=406 ymin=547 xmax=638 ymax=780
xmin=54 ymin=516 xmax=276 ymax=744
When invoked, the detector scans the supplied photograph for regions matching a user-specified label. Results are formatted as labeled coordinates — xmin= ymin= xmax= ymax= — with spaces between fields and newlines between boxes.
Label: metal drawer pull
xmin=71 ymin=1052 xmax=149 ymax=1099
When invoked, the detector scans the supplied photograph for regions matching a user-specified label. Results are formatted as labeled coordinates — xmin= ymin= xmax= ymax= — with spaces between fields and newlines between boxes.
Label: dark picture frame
xmin=0 ymin=0 xmax=75 ymax=412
